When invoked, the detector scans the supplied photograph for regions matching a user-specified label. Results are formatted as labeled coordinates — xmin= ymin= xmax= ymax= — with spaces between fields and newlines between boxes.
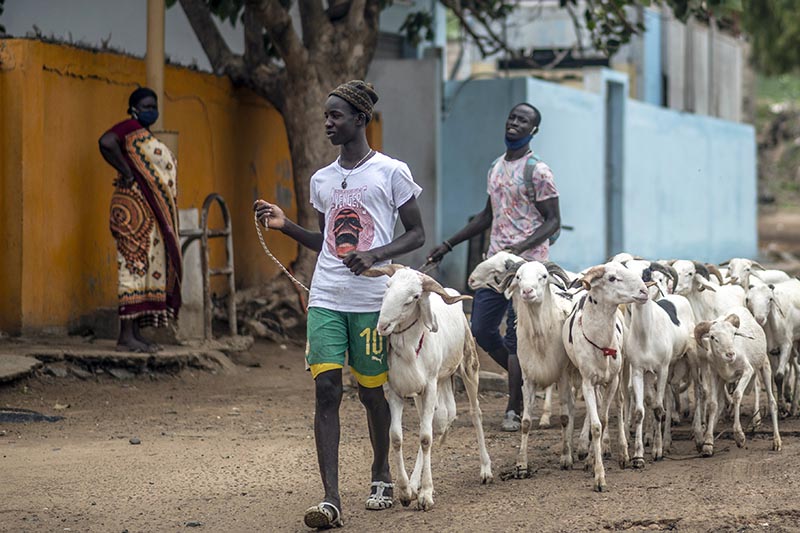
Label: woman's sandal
xmin=303 ymin=501 xmax=343 ymax=529
xmin=365 ymin=481 xmax=394 ymax=510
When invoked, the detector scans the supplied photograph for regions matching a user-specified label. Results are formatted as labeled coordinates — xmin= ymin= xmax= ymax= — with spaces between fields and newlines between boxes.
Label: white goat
xmin=362 ymin=264 xmax=492 ymax=511
xmin=562 ymin=262 xmax=648 ymax=491
xmin=746 ymin=280 xmax=800 ymax=413
xmin=622 ymin=261 xmax=696 ymax=466
xmin=468 ymin=250 xmax=571 ymax=428
xmin=694 ymin=307 xmax=782 ymax=456
xmin=488 ymin=259 xmax=576 ymax=477
xmin=672 ymin=260 xmax=746 ymax=447
xmin=724 ymin=258 xmax=791 ymax=289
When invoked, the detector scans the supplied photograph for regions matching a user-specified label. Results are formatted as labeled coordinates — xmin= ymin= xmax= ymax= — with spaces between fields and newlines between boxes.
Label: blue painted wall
xmin=439 ymin=71 xmax=757 ymax=290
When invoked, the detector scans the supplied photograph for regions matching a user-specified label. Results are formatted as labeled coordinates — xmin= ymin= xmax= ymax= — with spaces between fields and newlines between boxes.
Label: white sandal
xmin=365 ymin=481 xmax=394 ymax=510
xmin=303 ymin=501 xmax=343 ymax=529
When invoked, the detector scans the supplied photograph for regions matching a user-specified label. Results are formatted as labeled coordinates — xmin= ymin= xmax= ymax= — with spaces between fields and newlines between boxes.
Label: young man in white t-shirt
xmin=255 ymin=80 xmax=425 ymax=529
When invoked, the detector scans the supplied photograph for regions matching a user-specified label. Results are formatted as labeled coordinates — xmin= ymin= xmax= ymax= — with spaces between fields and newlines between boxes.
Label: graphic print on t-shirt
xmin=326 ymin=186 xmax=375 ymax=258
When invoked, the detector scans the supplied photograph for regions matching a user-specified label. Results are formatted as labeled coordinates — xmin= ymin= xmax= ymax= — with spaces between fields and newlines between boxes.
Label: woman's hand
xmin=253 ymin=199 xmax=286 ymax=230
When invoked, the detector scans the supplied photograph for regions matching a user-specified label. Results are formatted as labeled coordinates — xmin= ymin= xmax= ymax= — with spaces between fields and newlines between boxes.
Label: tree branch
xmin=247 ymin=0 xmax=307 ymax=75
xmin=179 ymin=0 xmax=241 ymax=75
xmin=243 ymin=4 xmax=268 ymax=67
xmin=298 ymin=0 xmax=329 ymax=49
xmin=346 ymin=0 xmax=367 ymax=29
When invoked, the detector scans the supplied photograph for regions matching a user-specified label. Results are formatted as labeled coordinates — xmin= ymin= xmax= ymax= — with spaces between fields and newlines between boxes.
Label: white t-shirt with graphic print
xmin=308 ymin=151 xmax=423 ymax=313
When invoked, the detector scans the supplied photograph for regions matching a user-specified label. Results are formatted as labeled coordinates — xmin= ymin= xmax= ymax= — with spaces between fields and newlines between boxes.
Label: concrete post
xmin=146 ymin=0 xmax=165 ymax=130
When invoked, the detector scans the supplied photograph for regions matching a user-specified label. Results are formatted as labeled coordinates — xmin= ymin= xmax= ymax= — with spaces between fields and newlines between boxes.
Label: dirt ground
xmin=2 ymin=342 xmax=800 ymax=533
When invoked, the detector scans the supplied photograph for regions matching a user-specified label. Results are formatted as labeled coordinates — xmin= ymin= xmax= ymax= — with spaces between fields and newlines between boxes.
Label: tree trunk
xmin=281 ymin=81 xmax=338 ymax=283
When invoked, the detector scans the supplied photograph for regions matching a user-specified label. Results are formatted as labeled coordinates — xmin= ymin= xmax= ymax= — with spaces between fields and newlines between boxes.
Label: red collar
xmin=579 ymin=317 xmax=617 ymax=359
xmin=415 ymin=332 xmax=425 ymax=358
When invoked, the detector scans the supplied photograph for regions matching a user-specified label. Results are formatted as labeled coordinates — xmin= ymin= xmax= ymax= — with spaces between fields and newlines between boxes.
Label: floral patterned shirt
xmin=487 ymin=154 xmax=559 ymax=261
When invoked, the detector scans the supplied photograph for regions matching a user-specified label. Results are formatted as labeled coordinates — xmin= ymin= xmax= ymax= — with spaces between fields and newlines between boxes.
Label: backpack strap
xmin=522 ymin=153 xmax=542 ymax=203
xmin=522 ymin=153 xmax=562 ymax=246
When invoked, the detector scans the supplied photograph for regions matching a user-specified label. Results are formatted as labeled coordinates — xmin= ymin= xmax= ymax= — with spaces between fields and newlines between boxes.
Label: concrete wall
xmin=439 ymin=71 xmax=756 ymax=290
xmin=368 ymin=58 xmax=441 ymax=269
xmin=0 ymin=39 xmax=380 ymax=334
xmin=624 ymin=100 xmax=757 ymax=261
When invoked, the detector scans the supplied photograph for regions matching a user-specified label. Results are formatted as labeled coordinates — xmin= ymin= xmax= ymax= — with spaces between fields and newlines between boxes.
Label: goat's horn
xmin=579 ymin=265 xmax=606 ymax=291
xmin=751 ymin=261 xmax=766 ymax=271
xmin=504 ymin=259 xmax=525 ymax=274
xmin=692 ymin=261 xmax=710 ymax=280
xmin=649 ymin=262 xmax=679 ymax=292
xmin=725 ymin=313 xmax=741 ymax=329
xmin=544 ymin=261 xmax=571 ymax=290
xmin=420 ymin=273 xmax=472 ymax=305
xmin=719 ymin=259 xmax=732 ymax=267
xmin=705 ymin=263 xmax=725 ymax=285
xmin=694 ymin=322 xmax=711 ymax=344
xmin=361 ymin=264 xmax=407 ymax=278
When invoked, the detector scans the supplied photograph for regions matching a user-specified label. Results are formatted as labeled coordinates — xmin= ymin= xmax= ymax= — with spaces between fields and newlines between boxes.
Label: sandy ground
xmin=2 ymin=342 xmax=800 ymax=533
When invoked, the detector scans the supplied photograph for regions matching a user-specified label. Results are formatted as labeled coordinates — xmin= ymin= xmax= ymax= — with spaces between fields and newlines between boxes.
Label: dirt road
xmin=2 ymin=342 xmax=800 ymax=533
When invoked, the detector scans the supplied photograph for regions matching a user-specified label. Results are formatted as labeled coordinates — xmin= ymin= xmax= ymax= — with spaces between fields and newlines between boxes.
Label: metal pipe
xmin=146 ymin=0 xmax=165 ymax=130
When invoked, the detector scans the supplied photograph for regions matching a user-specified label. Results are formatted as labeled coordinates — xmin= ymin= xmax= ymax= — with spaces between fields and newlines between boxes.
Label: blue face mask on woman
xmin=134 ymin=109 xmax=159 ymax=127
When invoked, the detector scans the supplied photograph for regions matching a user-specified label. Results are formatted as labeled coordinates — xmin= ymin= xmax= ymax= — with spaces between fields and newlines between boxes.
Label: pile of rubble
xmin=213 ymin=287 xmax=307 ymax=344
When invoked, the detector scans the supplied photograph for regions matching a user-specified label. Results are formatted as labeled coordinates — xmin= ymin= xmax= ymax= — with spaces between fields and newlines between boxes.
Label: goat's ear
xmin=694 ymin=321 xmax=712 ymax=345
xmin=725 ymin=313 xmax=741 ymax=329
xmin=419 ymin=293 xmax=438 ymax=333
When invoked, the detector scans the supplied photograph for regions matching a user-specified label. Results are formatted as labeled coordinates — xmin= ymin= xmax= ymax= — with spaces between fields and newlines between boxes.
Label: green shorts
xmin=306 ymin=307 xmax=388 ymax=388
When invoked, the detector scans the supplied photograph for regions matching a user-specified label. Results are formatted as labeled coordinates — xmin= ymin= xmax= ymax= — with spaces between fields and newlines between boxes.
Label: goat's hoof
xmin=631 ymin=457 xmax=645 ymax=469
xmin=734 ymin=431 xmax=746 ymax=448
xmin=701 ymin=443 xmax=714 ymax=457
xmin=513 ymin=465 xmax=529 ymax=479
xmin=577 ymin=450 xmax=588 ymax=461
xmin=594 ymin=480 xmax=607 ymax=492
xmin=774 ymin=437 xmax=783 ymax=452
xmin=417 ymin=494 xmax=434 ymax=511
xmin=560 ymin=455 xmax=573 ymax=470
xmin=539 ymin=415 xmax=551 ymax=429
xmin=602 ymin=449 xmax=612 ymax=460
xmin=653 ymin=453 xmax=664 ymax=462
xmin=480 ymin=465 xmax=493 ymax=484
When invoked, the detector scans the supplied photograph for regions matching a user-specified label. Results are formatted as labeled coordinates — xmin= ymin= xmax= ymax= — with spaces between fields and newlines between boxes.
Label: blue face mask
xmin=134 ymin=109 xmax=159 ymax=127
xmin=504 ymin=133 xmax=533 ymax=151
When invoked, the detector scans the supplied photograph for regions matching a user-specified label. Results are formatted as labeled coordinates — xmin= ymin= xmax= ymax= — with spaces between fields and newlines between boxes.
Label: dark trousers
xmin=470 ymin=288 xmax=516 ymax=360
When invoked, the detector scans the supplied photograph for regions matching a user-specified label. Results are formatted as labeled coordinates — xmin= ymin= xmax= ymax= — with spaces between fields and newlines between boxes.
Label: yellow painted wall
xmin=0 ymin=39 xmax=370 ymax=334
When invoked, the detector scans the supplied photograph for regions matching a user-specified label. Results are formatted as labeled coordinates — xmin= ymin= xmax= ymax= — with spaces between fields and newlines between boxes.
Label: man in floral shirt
xmin=427 ymin=103 xmax=561 ymax=431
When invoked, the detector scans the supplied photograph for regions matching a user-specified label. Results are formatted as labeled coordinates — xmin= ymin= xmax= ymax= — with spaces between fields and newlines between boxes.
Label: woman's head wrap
xmin=329 ymin=80 xmax=379 ymax=121
xmin=128 ymin=87 xmax=158 ymax=111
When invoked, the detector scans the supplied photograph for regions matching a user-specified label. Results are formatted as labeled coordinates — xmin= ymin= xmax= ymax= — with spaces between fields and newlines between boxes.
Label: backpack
xmin=520 ymin=154 xmax=561 ymax=246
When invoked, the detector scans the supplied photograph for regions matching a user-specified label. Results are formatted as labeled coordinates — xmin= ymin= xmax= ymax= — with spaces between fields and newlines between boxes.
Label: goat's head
xmin=574 ymin=262 xmax=649 ymax=305
xmin=726 ymin=258 xmax=764 ymax=288
xmin=672 ymin=260 xmax=717 ymax=295
xmin=694 ymin=313 xmax=741 ymax=363
xmin=503 ymin=261 xmax=571 ymax=303
xmin=745 ymin=283 xmax=776 ymax=327
xmin=362 ymin=264 xmax=471 ymax=336
xmin=468 ymin=251 xmax=525 ymax=292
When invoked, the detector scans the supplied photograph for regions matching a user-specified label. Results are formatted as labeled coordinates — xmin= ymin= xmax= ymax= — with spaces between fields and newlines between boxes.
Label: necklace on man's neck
xmin=339 ymin=148 xmax=374 ymax=189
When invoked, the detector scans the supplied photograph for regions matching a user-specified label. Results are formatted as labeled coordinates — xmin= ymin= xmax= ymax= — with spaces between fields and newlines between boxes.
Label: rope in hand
xmin=254 ymin=212 xmax=310 ymax=293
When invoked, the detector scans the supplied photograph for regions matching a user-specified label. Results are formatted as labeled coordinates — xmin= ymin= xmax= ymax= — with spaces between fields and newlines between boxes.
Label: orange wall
xmin=0 ymin=38 xmax=340 ymax=334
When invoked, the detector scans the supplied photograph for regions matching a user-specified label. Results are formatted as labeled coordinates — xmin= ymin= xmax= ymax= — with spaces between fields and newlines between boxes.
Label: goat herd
xmin=359 ymin=254 xmax=797 ymax=508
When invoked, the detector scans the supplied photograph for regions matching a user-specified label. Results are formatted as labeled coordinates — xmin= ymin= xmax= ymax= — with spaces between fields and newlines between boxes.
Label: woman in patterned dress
xmin=98 ymin=87 xmax=182 ymax=352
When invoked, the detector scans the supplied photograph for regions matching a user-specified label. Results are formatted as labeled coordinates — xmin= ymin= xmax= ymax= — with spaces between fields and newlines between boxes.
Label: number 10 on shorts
xmin=359 ymin=327 xmax=384 ymax=356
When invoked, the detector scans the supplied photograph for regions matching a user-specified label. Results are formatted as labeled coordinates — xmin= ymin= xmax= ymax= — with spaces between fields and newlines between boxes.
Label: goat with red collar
xmin=562 ymin=261 xmax=649 ymax=492
xmin=362 ymin=264 xmax=493 ymax=511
